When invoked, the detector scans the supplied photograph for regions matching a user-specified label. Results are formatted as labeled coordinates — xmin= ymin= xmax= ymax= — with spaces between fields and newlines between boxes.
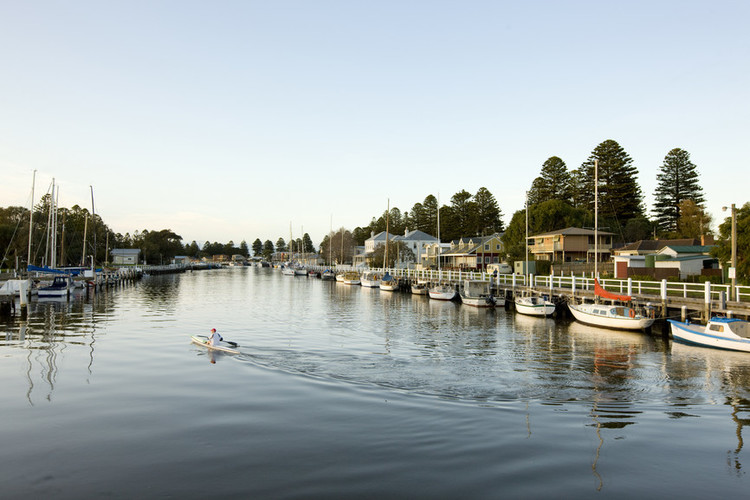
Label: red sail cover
xmin=594 ymin=279 xmax=632 ymax=302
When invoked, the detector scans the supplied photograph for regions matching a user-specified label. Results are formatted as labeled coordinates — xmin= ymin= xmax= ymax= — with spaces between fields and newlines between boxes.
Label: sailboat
xmin=322 ymin=216 xmax=336 ymax=281
xmin=429 ymin=197 xmax=457 ymax=301
xmin=515 ymin=191 xmax=556 ymax=316
xmin=567 ymin=159 xmax=655 ymax=331
xmin=380 ymin=200 xmax=398 ymax=292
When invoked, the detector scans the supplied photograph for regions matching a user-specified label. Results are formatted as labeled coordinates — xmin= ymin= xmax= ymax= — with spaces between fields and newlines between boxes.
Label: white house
xmin=111 ymin=248 xmax=141 ymax=265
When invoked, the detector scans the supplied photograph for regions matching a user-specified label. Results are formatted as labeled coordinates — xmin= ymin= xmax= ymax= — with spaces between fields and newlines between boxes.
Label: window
xmin=484 ymin=244 xmax=490 ymax=250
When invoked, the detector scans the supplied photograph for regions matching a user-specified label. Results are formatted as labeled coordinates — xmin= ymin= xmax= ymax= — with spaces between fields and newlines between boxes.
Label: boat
xmin=281 ymin=263 xmax=296 ymax=276
xmin=190 ymin=335 xmax=240 ymax=354
xmin=361 ymin=271 xmax=381 ymax=288
xmin=428 ymin=195 xmax=455 ymax=300
xmin=568 ymin=290 xmax=655 ymax=330
xmin=515 ymin=294 xmax=556 ymax=317
xmin=411 ymin=281 xmax=428 ymax=295
xmin=567 ymin=159 xmax=655 ymax=331
xmin=459 ymin=280 xmax=499 ymax=307
xmin=335 ymin=272 xmax=346 ymax=283
xmin=515 ymin=192 xmax=555 ymax=316
xmin=668 ymin=317 xmax=750 ymax=352
xmin=294 ymin=265 xmax=307 ymax=276
xmin=429 ymin=282 xmax=457 ymax=301
xmin=321 ymin=269 xmax=336 ymax=281
xmin=37 ymin=276 xmax=73 ymax=298
xmin=380 ymin=272 xmax=398 ymax=291
xmin=342 ymin=271 xmax=361 ymax=285
xmin=308 ymin=269 xmax=320 ymax=278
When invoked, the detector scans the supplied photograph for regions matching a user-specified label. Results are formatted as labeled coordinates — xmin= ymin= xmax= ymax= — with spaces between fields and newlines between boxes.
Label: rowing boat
xmin=190 ymin=335 xmax=240 ymax=354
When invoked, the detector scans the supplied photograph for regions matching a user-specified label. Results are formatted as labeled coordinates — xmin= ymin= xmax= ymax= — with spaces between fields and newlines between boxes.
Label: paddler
xmin=208 ymin=328 xmax=223 ymax=346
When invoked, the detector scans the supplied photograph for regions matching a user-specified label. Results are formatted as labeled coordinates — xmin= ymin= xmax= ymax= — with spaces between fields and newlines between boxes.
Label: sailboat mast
xmin=90 ymin=186 xmax=96 ymax=265
xmin=436 ymin=194 xmax=441 ymax=271
xmin=525 ymin=191 xmax=529 ymax=284
xmin=27 ymin=170 xmax=36 ymax=269
xmin=383 ymin=199 xmax=389 ymax=269
xmin=594 ymin=158 xmax=598 ymax=280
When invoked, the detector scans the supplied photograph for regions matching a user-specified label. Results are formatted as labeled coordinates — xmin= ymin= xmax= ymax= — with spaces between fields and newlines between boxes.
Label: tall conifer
xmin=652 ymin=148 xmax=705 ymax=233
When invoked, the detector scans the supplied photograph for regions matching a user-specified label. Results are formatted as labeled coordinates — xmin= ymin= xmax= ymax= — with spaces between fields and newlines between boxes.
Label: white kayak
xmin=191 ymin=335 xmax=240 ymax=354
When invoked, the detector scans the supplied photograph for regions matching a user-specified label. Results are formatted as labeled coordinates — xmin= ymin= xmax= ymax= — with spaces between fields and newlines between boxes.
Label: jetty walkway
xmin=307 ymin=265 xmax=750 ymax=322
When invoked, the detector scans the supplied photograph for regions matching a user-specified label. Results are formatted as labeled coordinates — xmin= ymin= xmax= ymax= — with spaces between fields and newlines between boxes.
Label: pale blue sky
xmin=2 ymin=1 xmax=747 ymax=247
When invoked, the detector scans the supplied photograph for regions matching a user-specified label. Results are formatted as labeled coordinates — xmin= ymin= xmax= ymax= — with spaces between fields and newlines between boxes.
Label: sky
xmin=1 ymin=1 xmax=748 ymax=248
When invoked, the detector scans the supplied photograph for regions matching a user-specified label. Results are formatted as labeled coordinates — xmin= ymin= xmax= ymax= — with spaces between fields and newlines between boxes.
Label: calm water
xmin=2 ymin=267 xmax=750 ymax=498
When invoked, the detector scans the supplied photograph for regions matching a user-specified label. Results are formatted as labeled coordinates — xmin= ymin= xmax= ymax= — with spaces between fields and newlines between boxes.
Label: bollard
xmin=19 ymin=280 xmax=28 ymax=309
xmin=627 ymin=278 xmax=632 ymax=298
xmin=661 ymin=279 xmax=668 ymax=318
xmin=704 ymin=281 xmax=711 ymax=323
xmin=681 ymin=305 xmax=687 ymax=322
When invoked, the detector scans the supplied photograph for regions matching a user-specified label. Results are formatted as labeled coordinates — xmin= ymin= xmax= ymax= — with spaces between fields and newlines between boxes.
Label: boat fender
xmin=629 ymin=308 xmax=636 ymax=319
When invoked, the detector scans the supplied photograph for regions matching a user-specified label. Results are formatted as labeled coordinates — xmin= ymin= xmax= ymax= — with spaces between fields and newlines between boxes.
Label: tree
xmin=675 ymin=199 xmax=712 ymax=239
xmin=262 ymin=240 xmax=274 ymax=260
xmin=252 ymin=238 xmax=263 ymax=257
xmin=622 ymin=216 xmax=655 ymax=242
xmin=185 ymin=240 xmax=201 ymax=257
xmin=473 ymin=187 xmax=504 ymax=234
xmin=502 ymin=200 xmax=588 ymax=264
xmin=302 ymin=233 xmax=314 ymax=253
xmin=578 ymin=140 xmax=644 ymax=227
xmin=239 ymin=240 xmax=249 ymax=257
xmin=712 ymin=202 xmax=750 ymax=284
xmin=367 ymin=241 xmax=415 ymax=268
xmin=321 ymin=228 xmax=356 ymax=264
xmin=136 ymin=229 xmax=183 ymax=264
xmin=652 ymin=148 xmax=705 ymax=234
xmin=275 ymin=238 xmax=287 ymax=253
xmin=441 ymin=189 xmax=476 ymax=241
xmin=528 ymin=156 xmax=572 ymax=204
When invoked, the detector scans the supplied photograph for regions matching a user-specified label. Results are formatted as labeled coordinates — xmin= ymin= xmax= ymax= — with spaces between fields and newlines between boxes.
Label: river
xmin=1 ymin=266 xmax=749 ymax=498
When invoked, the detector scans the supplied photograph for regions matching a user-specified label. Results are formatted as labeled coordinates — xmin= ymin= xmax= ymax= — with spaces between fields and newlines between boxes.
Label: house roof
xmin=616 ymin=238 xmax=700 ymax=253
xmin=529 ymin=227 xmax=615 ymax=238
xmin=443 ymin=233 xmax=504 ymax=256
xmin=366 ymin=231 xmax=399 ymax=242
xmin=399 ymin=230 xmax=437 ymax=242
xmin=110 ymin=248 xmax=140 ymax=255
xmin=658 ymin=245 xmax=714 ymax=254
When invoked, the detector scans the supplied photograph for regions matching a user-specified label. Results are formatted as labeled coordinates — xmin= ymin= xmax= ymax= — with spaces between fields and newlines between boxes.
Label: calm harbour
xmin=2 ymin=266 xmax=750 ymax=498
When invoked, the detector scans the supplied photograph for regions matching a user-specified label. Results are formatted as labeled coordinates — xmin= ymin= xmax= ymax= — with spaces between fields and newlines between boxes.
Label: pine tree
xmin=579 ymin=140 xmax=644 ymax=225
xmin=652 ymin=148 xmax=705 ymax=234
xmin=473 ymin=187 xmax=504 ymax=233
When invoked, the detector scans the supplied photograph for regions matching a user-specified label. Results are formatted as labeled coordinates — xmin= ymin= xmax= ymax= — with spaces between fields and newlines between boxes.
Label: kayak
xmin=190 ymin=335 xmax=240 ymax=354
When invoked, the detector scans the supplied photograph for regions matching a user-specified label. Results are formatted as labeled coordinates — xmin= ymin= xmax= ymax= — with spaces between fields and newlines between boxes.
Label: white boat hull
xmin=191 ymin=335 xmax=239 ymax=354
xmin=568 ymin=303 xmax=654 ymax=330
xmin=429 ymin=285 xmax=457 ymax=301
xmin=668 ymin=319 xmax=750 ymax=353
xmin=460 ymin=295 xmax=500 ymax=307
xmin=380 ymin=282 xmax=398 ymax=291
xmin=515 ymin=297 xmax=556 ymax=317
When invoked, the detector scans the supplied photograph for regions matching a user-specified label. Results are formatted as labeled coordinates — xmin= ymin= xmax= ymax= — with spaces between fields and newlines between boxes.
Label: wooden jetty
xmin=304 ymin=266 xmax=750 ymax=322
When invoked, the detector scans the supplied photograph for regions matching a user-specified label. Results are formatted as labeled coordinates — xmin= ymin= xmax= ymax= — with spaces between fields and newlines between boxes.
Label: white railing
xmin=327 ymin=266 xmax=750 ymax=304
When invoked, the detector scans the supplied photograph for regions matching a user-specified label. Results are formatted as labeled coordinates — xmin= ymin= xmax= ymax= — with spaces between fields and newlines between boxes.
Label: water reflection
xmin=669 ymin=341 xmax=750 ymax=474
xmin=0 ymin=286 xmax=118 ymax=405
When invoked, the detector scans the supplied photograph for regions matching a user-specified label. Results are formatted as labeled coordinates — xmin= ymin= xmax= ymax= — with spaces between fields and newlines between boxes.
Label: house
xmin=440 ymin=233 xmax=505 ymax=270
xmin=110 ymin=248 xmax=141 ymax=265
xmin=527 ymin=227 xmax=615 ymax=263
xmin=613 ymin=237 xmax=714 ymax=256
xmin=397 ymin=229 xmax=439 ymax=267
xmin=359 ymin=229 xmax=440 ymax=268
xmin=613 ymin=243 xmax=718 ymax=279
xmin=612 ymin=238 xmax=717 ymax=279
